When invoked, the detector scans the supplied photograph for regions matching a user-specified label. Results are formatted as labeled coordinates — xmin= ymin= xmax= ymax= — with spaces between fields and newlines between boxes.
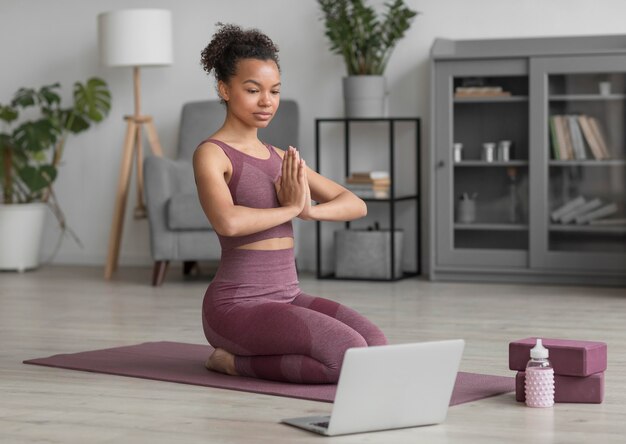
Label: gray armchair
xmin=144 ymin=99 xmax=299 ymax=286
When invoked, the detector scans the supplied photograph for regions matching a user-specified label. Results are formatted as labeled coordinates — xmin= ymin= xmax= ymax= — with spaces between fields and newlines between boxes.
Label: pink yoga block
xmin=509 ymin=337 xmax=607 ymax=376
xmin=516 ymin=371 xmax=604 ymax=404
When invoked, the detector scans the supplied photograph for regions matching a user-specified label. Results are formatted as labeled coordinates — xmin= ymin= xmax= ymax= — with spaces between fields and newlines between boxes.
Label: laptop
xmin=281 ymin=339 xmax=464 ymax=436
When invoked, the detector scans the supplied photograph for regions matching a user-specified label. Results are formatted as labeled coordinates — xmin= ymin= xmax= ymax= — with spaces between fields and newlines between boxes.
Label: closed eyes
xmin=246 ymin=89 xmax=280 ymax=95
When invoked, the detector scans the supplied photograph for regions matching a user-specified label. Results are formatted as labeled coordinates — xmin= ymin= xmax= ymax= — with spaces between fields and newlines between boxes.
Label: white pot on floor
xmin=0 ymin=203 xmax=47 ymax=271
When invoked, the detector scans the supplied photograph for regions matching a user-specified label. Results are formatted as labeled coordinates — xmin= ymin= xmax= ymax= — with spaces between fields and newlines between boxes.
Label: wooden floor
xmin=1 ymin=265 xmax=625 ymax=443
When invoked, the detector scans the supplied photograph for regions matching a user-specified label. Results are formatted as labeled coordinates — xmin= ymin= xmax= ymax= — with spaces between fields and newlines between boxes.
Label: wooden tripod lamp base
xmin=104 ymin=114 xmax=163 ymax=279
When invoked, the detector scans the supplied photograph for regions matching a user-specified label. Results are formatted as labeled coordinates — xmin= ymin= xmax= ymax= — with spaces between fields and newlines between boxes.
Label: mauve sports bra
xmin=200 ymin=138 xmax=294 ymax=250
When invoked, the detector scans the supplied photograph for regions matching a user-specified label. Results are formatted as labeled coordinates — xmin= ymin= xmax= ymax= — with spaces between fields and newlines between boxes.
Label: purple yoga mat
xmin=23 ymin=341 xmax=514 ymax=405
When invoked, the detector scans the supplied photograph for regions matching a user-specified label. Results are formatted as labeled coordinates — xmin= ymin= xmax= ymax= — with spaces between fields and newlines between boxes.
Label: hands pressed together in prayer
xmin=274 ymin=146 xmax=313 ymax=220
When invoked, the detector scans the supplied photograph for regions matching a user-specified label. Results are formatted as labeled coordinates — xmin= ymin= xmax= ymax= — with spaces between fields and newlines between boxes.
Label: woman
xmin=193 ymin=24 xmax=387 ymax=384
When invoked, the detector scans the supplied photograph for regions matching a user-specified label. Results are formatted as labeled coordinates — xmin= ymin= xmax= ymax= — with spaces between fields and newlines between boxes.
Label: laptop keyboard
xmin=312 ymin=421 xmax=329 ymax=429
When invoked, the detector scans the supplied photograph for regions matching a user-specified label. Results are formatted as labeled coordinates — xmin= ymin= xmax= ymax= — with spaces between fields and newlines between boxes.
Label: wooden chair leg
xmin=152 ymin=261 xmax=169 ymax=286
xmin=183 ymin=261 xmax=198 ymax=276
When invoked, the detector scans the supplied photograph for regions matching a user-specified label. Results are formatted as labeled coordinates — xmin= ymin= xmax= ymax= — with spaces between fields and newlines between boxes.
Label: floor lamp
xmin=98 ymin=9 xmax=173 ymax=279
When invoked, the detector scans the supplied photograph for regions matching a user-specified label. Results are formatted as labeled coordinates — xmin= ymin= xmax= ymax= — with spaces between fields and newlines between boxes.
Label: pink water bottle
xmin=525 ymin=338 xmax=555 ymax=407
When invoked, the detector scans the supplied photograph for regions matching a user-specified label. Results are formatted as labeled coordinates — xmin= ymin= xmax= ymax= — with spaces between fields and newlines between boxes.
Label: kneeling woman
xmin=193 ymin=24 xmax=387 ymax=384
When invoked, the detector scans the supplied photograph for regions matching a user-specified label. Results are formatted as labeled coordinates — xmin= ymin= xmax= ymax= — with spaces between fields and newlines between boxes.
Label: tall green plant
xmin=0 ymin=78 xmax=111 ymax=204
xmin=318 ymin=0 xmax=418 ymax=75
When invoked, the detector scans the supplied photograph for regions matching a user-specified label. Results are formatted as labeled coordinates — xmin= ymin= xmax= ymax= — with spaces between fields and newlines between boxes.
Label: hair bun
xmin=200 ymin=23 xmax=280 ymax=84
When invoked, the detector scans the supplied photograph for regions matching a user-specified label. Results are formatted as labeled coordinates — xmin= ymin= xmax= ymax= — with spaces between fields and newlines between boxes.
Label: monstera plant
xmin=0 ymin=78 xmax=111 ymax=203
xmin=0 ymin=78 xmax=111 ymax=270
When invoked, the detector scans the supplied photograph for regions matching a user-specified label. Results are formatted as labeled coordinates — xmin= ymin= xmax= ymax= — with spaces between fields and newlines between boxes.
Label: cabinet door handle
xmin=437 ymin=160 xmax=445 ymax=168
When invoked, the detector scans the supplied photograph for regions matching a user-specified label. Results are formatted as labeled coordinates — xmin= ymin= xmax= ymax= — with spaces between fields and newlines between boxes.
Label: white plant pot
xmin=342 ymin=75 xmax=388 ymax=118
xmin=0 ymin=203 xmax=47 ymax=271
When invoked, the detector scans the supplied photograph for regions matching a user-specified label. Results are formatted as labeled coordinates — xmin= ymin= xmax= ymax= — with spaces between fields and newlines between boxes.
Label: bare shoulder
xmin=194 ymin=140 xmax=227 ymax=159
xmin=193 ymin=141 xmax=230 ymax=171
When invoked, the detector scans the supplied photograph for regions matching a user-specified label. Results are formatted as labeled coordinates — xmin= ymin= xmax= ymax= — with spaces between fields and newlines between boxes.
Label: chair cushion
xmin=167 ymin=193 xmax=213 ymax=230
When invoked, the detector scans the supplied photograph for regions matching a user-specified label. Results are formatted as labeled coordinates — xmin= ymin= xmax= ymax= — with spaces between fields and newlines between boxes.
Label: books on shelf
xmin=347 ymin=188 xmax=390 ymax=199
xmin=551 ymin=196 xmax=586 ymax=222
xmin=550 ymin=115 xmax=573 ymax=160
xmin=345 ymin=177 xmax=391 ymax=186
xmin=551 ymin=196 xmax=619 ymax=224
xmin=561 ymin=198 xmax=602 ymax=224
xmin=575 ymin=203 xmax=618 ymax=224
xmin=567 ymin=115 xmax=587 ymax=160
xmin=562 ymin=116 xmax=575 ymax=159
xmin=454 ymin=86 xmax=511 ymax=97
xmin=549 ymin=114 xmax=611 ymax=160
xmin=549 ymin=116 xmax=560 ymax=160
xmin=587 ymin=116 xmax=611 ymax=159
xmin=577 ymin=115 xmax=610 ymax=160
xmin=351 ymin=171 xmax=390 ymax=180
xmin=345 ymin=171 xmax=390 ymax=198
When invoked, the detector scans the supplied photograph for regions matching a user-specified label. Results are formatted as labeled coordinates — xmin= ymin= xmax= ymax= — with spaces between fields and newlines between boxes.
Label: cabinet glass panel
xmin=452 ymin=75 xmax=529 ymax=250
xmin=546 ymin=73 xmax=626 ymax=254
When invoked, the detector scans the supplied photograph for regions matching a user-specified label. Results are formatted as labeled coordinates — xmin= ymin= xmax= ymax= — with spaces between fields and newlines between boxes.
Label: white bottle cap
xmin=530 ymin=338 xmax=549 ymax=359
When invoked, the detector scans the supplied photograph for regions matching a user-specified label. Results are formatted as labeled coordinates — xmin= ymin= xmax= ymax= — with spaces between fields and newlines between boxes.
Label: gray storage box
xmin=334 ymin=229 xmax=404 ymax=279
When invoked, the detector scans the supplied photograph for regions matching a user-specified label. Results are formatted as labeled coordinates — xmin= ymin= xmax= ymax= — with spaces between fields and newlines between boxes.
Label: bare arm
xmin=304 ymin=166 xmax=367 ymax=221
xmin=193 ymin=142 xmax=304 ymax=237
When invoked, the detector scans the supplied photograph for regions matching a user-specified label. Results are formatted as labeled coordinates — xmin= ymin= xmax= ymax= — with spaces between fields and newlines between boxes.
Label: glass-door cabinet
xmin=530 ymin=55 xmax=626 ymax=272
xmin=434 ymin=58 xmax=530 ymax=269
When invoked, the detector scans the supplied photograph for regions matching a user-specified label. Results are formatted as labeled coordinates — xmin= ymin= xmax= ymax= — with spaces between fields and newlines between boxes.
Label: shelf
xmin=549 ymin=224 xmax=626 ymax=235
xmin=549 ymin=94 xmax=626 ymax=101
xmin=359 ymin=194 xmax=419 ymax=202
xmin=549 ymin=159 xmax=626 ymax=166
xmin=316 ymin=117 xmax=420 ymax=123
xmin=454 ymin=223 xmax=529 ymax=231
xmin=315 ymin=117 xmax=421 ymax=281
xmin=454 ymin=160 xmax=528 ymax=167
xmin=454 ymin=96 xmax=528 ymax=103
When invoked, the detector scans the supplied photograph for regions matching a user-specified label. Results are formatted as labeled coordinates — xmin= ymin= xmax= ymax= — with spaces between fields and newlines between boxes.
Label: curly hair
xmin=200 ymin=23 xmax=280 ymax=85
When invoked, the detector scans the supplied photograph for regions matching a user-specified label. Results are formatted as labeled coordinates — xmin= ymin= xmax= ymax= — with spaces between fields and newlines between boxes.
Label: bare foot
xmin=205 ymin=348 xmax=238 ymax=376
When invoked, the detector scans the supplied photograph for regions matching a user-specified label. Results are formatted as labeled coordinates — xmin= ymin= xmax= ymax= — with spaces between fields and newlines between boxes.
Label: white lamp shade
xmin=98 ymin=9 xmax=173 ymax=67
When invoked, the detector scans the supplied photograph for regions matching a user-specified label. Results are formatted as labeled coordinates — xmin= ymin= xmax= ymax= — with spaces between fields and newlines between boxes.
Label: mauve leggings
xmin=202 ymin=248 xmax=387 ymax=384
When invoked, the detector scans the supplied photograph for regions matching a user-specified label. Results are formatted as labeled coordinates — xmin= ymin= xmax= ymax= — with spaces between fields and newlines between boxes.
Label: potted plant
xmin=0 ymin=78 xmax=111 ymax=271
xmin=318 ymin=0 xmax=418 ymax=117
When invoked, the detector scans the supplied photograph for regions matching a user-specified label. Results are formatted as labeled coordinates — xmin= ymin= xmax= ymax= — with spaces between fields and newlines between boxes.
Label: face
xmin=218 ymin=58 xmax=281 ymax=128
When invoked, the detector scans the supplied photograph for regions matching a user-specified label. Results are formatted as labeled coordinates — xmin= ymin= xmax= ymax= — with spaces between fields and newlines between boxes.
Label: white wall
xmin=2 ymin=0 xmax=626 ymax=272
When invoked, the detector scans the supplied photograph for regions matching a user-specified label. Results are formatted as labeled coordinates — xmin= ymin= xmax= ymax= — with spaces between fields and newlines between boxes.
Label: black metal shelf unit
xmin=314 ymin=117 xmax=421 ymax=281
